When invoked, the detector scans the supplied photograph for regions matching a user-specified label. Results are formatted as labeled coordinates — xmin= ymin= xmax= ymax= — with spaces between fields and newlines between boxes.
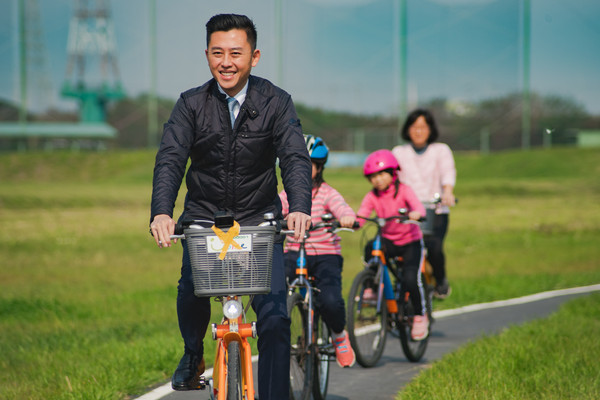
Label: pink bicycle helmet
xmin=363 ymin=149 xmax=400 ymax=176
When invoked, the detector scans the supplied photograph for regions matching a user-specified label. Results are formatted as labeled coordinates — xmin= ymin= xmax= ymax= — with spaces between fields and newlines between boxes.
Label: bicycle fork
xmin=289 ymin=246 xmax=315 ymax=347
xmin=211 ymin=296 xmax=258 ymax=400
xmin=371 ymin=235 xmax=398 ymax=316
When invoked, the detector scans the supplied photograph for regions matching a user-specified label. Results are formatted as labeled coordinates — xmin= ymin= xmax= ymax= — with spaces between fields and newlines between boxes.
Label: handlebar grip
xmin=174 ymin=221 xmax=184 ymax=235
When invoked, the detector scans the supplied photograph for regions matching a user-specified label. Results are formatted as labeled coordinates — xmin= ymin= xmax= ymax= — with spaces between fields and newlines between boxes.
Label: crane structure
xmin=61 ymin=0 xmax=124 ymax=123
xmin=17 ymin=0 xmax=54 ymax=119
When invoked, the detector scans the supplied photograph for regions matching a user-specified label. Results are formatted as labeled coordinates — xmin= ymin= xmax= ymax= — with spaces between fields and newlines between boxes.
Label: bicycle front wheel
xmin=312 ymin=315 xmax=331 ymax=400
xmin=226 ymin=341 xmax=243 ymax=400
xmin=288 ymin=292 xmax=313 ymax=400
xmin=398 ymin=287 xmax=432 ymax=362
xmin=347 ymin=268 xmax=388 ymax=368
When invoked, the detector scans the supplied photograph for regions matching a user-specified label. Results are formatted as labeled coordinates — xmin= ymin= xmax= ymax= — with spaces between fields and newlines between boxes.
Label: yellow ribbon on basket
xmin=211 ymin=220 xmax=242 ymax=260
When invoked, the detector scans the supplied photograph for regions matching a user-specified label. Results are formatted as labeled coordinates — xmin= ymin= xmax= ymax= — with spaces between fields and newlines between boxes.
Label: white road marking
xmin=432 ymin=284 xmax=600 ymax=319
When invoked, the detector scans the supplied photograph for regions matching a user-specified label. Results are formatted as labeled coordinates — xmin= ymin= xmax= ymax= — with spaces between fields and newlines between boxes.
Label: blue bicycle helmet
xmin=304 ymin=134 xmax=329 ymax=164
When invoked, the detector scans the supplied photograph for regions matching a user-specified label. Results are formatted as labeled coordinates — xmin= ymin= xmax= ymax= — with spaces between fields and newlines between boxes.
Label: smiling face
xmin=408 ymin=115 xmax=431 ymax=148
xmin=205 ymin=29 xmax=261 ymax=97
xmin=368 ymin=170 xmax=394 ymax=192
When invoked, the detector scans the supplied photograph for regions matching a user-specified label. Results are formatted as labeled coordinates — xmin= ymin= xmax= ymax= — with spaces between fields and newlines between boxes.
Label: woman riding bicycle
xmin=392 ymin=108 xmax=457 ymax=299
xmin=279 ymin=135 xmax=357 ymax=368
xmin=357 ymin=149 xmax=429 ymax=340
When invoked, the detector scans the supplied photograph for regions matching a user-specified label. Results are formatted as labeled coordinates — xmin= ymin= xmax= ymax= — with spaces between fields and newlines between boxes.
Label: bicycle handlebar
xmin=279 ymin=216 xmax=360 ymax=237
xmin=357 ymin=210 xmax=424 ymax=229
xmin=429 ymin=192 xmax=459 ymax=206
xmin=172 ymin=214 xmax=289 ymax=238
xmin=162 ymin=213 xmax=361 ymax=241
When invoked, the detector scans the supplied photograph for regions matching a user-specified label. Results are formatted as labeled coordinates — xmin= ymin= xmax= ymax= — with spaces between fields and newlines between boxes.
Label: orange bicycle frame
xmin=211 ymin=300 xmax=256 ymax=400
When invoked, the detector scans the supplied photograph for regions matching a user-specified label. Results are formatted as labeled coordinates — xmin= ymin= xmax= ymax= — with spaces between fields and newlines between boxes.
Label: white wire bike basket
xmin=184 ymin=225 xmax=275 ymax=296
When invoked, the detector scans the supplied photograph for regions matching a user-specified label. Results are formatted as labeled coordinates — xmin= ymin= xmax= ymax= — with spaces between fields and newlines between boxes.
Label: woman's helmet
xmin=363 ymin=149 xmax=400 ymax=176
xmin=304 ymin=134 xmax=329 ymax=164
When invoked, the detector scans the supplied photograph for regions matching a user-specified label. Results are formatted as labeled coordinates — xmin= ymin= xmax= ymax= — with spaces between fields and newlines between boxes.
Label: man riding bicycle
xmin=149 ymin=14 xmax=312 ymax=400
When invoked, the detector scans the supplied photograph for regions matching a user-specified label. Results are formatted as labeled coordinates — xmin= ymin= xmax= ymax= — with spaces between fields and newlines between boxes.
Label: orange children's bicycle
xmin=172 ymin=213 xmax=281 ymax=400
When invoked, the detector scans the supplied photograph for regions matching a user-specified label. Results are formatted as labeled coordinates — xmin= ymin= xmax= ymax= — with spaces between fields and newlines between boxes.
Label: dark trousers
xmin=284 ymin=252 xmax=346 ymax=334
xmin=177 ymin=242 xmax=290 ymax=400
xmin=424 ymin=213 xmax=449 ymax=284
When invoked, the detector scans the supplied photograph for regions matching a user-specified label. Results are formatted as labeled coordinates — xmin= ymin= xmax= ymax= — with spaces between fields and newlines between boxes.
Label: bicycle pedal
xmin=194 ymin=376 xmax=207 ymax=390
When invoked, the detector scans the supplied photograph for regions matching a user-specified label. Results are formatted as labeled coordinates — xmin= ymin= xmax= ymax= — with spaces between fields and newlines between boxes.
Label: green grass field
xmin=1 ymin=146 xmax=599 ymax=399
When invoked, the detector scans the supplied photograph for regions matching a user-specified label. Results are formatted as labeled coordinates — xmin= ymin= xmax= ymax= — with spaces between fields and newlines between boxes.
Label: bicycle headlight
xmin=223 ymin=299 xmax=243 ymax=320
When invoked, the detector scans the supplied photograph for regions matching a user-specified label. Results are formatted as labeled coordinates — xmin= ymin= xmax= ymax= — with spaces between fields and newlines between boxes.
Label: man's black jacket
xmin=150 ymin=75 xmax=312 ymax=227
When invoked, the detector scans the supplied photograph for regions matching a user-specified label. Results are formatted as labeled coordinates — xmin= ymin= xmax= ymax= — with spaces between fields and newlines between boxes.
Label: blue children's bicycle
xmin=284 ymin=214 xmax=355 ymax=400
xmin=346 ymin=210 xmax=433 ymax=366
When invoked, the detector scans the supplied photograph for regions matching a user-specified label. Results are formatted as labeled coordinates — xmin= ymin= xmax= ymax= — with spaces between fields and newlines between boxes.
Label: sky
xmin=1 ymin=0 xmax=599 ymax=116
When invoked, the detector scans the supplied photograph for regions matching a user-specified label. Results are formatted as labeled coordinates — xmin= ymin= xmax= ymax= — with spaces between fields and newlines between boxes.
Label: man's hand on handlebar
xmin=150 ymin=214 xmax=177 ymax=248
xmin=286 ymin=211 xmax=312 ymax=241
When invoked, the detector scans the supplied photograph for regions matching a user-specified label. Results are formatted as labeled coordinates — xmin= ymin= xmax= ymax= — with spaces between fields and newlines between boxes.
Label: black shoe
xmin=434 ymin=279 xmax=451 ymax=299
xmin=171 ymin=353 xmax=206 ymax=391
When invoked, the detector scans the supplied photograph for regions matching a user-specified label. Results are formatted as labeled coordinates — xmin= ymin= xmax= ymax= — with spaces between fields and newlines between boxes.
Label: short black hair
xmin=400 ymin=108 xmax=440 ymax=144
xmin=206 ymin=14 xmax=257 ymax=51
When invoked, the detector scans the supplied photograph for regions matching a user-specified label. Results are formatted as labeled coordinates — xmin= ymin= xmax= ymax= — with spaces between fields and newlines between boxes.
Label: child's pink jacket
xmin=357 ymin=182 xmax=425 ymax=246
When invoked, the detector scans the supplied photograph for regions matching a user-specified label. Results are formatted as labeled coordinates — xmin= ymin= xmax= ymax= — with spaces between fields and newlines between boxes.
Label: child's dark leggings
xmin=284 ymin=251 xmax=346 ymax=334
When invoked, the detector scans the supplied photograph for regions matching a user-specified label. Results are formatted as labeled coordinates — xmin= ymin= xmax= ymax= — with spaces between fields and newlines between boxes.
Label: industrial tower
xmin=61 ymin=0 xmax=124 ymax=123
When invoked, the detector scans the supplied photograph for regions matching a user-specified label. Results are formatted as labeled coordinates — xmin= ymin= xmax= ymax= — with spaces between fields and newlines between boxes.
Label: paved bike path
xmin=138 ymin=285 xmax=600 ymax=400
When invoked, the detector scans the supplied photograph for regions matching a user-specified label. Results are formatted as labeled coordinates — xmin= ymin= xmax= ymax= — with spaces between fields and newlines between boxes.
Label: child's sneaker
xmin=333 ymin=330 xmax=356 ymax=368
xmin=411 ymin=315 xmax=429 ymax=341
xmin=434 ymin=279 xmax=451 ymax=299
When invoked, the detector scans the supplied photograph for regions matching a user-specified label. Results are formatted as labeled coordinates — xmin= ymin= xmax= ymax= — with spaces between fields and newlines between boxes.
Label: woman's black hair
xmin=400 ymin=108 xmax=440 ymax=144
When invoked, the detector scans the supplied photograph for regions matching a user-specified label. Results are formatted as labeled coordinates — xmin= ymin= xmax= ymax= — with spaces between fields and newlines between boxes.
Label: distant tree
xmin=107 ymin=94 xmax=175 ymax=148
xmin=0 ymin=99 xmax=22 ymax=121
xmin=3 ymin=91 xmax=596 ymax=152
xmin=532 ymin=94 xmax=588 ymax=145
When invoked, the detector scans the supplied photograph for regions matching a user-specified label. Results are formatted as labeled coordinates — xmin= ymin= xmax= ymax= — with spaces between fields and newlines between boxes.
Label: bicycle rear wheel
xmin=398 ymin=287 xmax=432 ymax=362
xmin=288 ymin=292 xmax=313 ymax=400
xmin=312 ymin=315 xmax=331 ymax=400
xmin=226 ymin=341 xmax=243 ymax=400
xmin=347 ymin=268 xmax=388 ymax=367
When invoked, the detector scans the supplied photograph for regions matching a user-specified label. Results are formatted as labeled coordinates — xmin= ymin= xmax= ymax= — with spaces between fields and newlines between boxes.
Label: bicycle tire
xmin=312 ymin=315 xmax=331 ymax=400
xmin=226 ymin=341 xmax=243 ymax=400
xmin=288 ymin=292 xmax=313 ymax=400
xmin=347 ymin=268 xmax=388 ymax=367
xmin=397 ymin=286 xmax=432 ymax=362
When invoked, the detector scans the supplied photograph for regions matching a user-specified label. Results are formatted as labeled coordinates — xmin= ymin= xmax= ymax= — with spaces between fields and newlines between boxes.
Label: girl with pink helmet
xmin=357 ymin=149 xmax=429 ymax=340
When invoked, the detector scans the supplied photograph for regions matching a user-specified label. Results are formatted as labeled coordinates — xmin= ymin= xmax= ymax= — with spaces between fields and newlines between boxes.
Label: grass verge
xmin=399 ymin=292 xmax=600 ymax=399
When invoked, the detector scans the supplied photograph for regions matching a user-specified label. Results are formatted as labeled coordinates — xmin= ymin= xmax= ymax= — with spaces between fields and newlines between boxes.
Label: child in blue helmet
xmin=279 ymin=135 xmax=357 ymax=368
